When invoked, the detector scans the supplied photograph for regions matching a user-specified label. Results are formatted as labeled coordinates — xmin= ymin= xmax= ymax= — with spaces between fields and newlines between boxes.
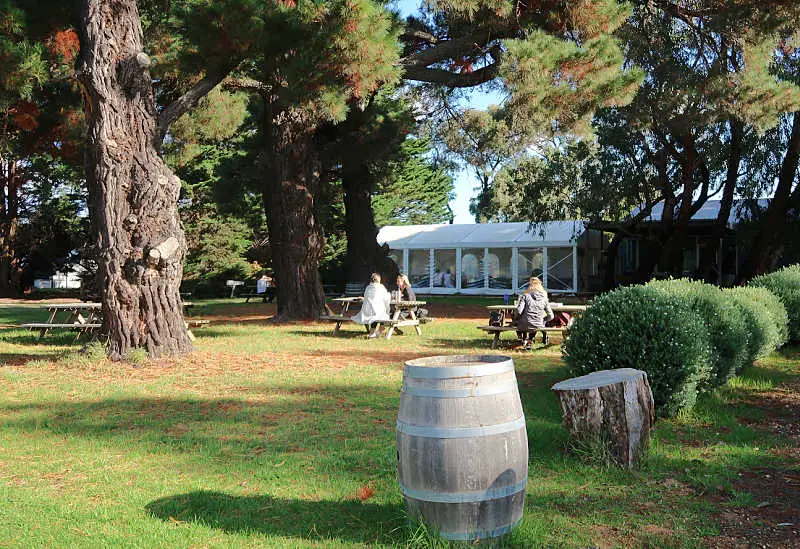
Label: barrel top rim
xmin=405 ymin=354 xmax=512 ymax=368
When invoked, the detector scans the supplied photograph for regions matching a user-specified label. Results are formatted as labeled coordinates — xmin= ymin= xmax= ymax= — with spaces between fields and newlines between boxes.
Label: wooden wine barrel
xmin=396 ymin=355 xmax=528 ymax=541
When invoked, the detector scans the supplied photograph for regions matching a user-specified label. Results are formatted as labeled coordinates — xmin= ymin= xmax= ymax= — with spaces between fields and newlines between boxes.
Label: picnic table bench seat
xmin=477 ymin=325 xmax=568 ymax=349
xmin=21 ymin=323 xmax=102 ymax=330
xmin=21 ymin=322 xmax=102 ymax=343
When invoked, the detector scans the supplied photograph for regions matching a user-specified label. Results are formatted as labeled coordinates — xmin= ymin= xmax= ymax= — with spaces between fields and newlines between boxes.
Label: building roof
xmin=377 ymin=221 xmax=585 ymax=249
xmin=639 ymin=199 xmax=770 ymax=225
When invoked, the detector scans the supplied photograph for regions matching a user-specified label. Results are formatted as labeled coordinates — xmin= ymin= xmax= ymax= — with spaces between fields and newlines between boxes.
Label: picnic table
xmin=21 ymin=302 xmax=103 ymax=342
xmin=23 ymin=301 xmax=206 ymax=342
xmin=479 ymin=303 xmax=588 ymax=348
xmin=320 ymin=297 xmax=427 ymax=339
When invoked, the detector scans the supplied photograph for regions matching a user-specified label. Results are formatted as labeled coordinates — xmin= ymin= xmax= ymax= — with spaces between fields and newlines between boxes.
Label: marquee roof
xmin=377 ymin=221 xmax=585 ymax=249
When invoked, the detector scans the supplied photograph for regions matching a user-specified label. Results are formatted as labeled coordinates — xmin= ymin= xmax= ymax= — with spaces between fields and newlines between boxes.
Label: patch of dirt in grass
xmin=735 ymin=382 xmax=800 ymax=447
xmin=707 ymin=379 xmax=800 ymax=548
xmin=708 ymin=467 xmax=800 ymax=548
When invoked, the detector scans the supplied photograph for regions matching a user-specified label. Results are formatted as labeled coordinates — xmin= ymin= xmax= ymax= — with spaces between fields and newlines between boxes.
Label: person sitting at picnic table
xmin=351 ymin=273 xmax=391 ymax=338
xmin=516 ymin=276 xmax=554 ymax=349
xmin=256 ymin=273 xmax=276 ymax=303
xmin=390 ymin=274 xmax=418 ymax=335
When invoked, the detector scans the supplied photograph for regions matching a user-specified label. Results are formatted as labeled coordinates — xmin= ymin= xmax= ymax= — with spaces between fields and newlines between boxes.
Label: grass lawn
xmin=0 ymin=299 xmax=798 ymax=548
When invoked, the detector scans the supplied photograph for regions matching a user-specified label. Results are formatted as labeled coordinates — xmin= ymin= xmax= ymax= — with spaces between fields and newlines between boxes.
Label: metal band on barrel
xmin=401 ymin=380 xmax=519 ymax=398
xmin=396 ymin=415 xmax=526 ymax=438
xmin=440 ymin=518 xmax=523 ymax=541
xmin=399 ymin=479 xmax=527 ymax=504
xmin=404 ymin=360 xmax=514 ymax=379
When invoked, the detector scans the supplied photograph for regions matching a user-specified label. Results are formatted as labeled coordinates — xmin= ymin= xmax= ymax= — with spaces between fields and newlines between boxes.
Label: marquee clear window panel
xmin=547 ymin=247 xmax=574 ymax=291
xmin=409 ymin=249 xmax=431 ymax=288
xmin=487 ymin=248 xmax=513 ymax=289
xmin=432 ymin=249 xmax=456 ymax=288
xmin=517 ymin=248 xmax=543 ymax=291
xmin=460 ymin=248 xmax=484 ymax=289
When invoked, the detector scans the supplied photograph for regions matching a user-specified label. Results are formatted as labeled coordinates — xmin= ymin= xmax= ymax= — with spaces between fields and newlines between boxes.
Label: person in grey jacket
xmin=516 ymin=277 xmax=553 ymax=349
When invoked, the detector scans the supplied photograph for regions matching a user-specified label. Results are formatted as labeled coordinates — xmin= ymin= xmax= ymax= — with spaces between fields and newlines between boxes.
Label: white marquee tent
xmin=377 ymin=221 xmax=595 ymax=295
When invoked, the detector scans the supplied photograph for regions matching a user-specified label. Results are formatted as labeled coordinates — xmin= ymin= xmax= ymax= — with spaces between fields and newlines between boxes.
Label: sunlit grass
xmin=0 ymin=301 xmax=798 ymax=548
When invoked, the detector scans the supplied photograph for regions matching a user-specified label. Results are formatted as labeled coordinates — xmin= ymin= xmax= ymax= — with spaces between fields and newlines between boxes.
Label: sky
xmin=392 ymin=0 xmax=503 ymax=224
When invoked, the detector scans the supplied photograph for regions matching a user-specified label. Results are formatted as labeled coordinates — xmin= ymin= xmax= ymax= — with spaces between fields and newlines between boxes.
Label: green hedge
xmin=647 ymin=279 xmax=749 ymax=389
xmin=750 ymin=264 xmax=800 ymax=341
xmin=563 ymin=285 xmax=712 ymax=417
xmin=725 ymin=287 xmax=788 ymax=365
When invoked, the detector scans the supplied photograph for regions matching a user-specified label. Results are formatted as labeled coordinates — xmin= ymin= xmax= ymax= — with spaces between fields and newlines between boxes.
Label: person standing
xmin=516 ymin=277 xmax=553 ymax=349
xmin=351 ymin=273 xmax=391 ymax=338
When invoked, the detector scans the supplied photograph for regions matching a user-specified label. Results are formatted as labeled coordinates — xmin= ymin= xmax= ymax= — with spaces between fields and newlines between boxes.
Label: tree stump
xmin=552 ymin=368 xmax=655 ymax=467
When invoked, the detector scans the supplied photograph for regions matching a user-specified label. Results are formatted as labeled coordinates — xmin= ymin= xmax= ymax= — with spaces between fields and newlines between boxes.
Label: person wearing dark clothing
xmin=516 ymin=277 xmax=553 ymax=349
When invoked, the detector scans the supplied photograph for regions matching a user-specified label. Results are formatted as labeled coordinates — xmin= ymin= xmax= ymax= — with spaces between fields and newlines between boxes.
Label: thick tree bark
xmin=741 ymin=113 xmax=800 ymax=280
xmin=552 ymin=368 xmax=655 ymax=467
xmin=77 ymin=0 xmax=192 ymax=360
xmin=342 ymin=163 xmax=387 ymax=285
xmin=0 ymin=160 xmax=21 ymax=297
xmin=261 ymin=106 xmax=327 ymax=320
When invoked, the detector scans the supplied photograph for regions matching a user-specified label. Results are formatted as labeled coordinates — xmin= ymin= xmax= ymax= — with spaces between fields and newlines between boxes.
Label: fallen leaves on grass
xmin=355 ymin=485 xmax=375 ymax=501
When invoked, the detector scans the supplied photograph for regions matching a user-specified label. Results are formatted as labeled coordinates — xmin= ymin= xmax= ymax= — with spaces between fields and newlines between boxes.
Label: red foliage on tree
xmin=10 ymin=100 xmax=40 ymax=131
xmin=46 ymin=28 xmax=80 ymax=62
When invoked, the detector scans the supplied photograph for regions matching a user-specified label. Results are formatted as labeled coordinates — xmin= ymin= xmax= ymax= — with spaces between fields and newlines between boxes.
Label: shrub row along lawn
xmin=565 ymin=268 xmax=797 ymax=417
xmin=0 ymin=301 xmax=798 ymax=548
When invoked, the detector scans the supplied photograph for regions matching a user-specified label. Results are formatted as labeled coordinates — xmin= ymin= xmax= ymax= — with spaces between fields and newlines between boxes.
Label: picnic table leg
xmin=409 ymin=309 xmax=422 ymax=336
xmin=491 ymin=331 xmax=501 ymax=349
xmin=333 ymin=320 xmax=342 ymax=335
xmin=385 ymin=311 xmax=400 ymax=340
xmin=37 ymin=307 xmax=60 ymax=342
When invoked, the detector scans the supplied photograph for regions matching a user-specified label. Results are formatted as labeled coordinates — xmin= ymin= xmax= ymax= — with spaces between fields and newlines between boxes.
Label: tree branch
xmin=156 ymin=60 xmax=240 ymax=145
xmin=400 ymin=32 xmax=493 ymax=69
xmin=222 ymin=77 xmax=272 ymax=95
xmin=402 ymin=64 xmax=501 ymax=87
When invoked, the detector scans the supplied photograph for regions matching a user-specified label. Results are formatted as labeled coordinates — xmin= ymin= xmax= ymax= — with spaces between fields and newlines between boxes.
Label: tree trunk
xmin=341 ymin=162 xmax=401 ymax=287
xmin=699 ymin=119 xmax=743 ymax=283
xmin=741 ymin=113 xmax=800 ymax=280
xmin=261 ymin=106 xmax=326 ymax=320
xmin=77 ymin=0 xmax=192 ymax=360
xmin=0 ymin=160 xmax=21 ymax=297
xmin=658 ymin=142 xmax=699 ymax=275
xmin=552 ymin=368 xmax=655 ymax=467
xmin=601 ymin=234 xmax=621 ymax=291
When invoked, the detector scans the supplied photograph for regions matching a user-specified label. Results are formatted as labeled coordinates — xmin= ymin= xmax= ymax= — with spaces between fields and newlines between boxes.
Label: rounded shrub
xmin=647 ymin=279 xmax=750 ymax=389
xmin=724 ymin=287 xmax=787 ymax=365
xmin=563 ymin=285 xmax=711 ymax=417
xmin=750 ymin=264 xmax=800 ymax=342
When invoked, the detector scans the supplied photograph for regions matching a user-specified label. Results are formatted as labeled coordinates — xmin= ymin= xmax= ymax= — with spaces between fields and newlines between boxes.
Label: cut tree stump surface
xmin=552 ymin=368 xmax=655 ymax=467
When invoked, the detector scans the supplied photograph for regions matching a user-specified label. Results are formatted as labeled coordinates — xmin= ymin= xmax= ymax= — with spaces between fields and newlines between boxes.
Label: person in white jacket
xmin=351 ymin=273 xmax=391 ymax=338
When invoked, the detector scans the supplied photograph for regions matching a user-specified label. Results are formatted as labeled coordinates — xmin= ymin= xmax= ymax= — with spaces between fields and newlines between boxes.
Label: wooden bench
xmin=21 ymin=323 xmax=102 ymax=342
xmin=477 ymin=325 xmax=568 ymax=349
xmin=319 ymin=315 xmax=421 ymax=339
xmin=319 ymin=314 xmax=351 ymax=335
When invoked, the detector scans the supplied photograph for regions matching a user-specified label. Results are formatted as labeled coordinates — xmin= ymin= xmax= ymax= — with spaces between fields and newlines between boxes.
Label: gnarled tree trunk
xmin=262 ymin=106 xmax=326 ymax=320
xmin=77 ymin=0 xmax=192 ymax=360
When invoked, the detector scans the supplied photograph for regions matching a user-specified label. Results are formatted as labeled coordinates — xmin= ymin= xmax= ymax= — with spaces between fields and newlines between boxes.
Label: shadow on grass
xmin=0 ymin=350 xmax=70 ymax=366
xmin=146 ymin=490 xmax=405 ymax=544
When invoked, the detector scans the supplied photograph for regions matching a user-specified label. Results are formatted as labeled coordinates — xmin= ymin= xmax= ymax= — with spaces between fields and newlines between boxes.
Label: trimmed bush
xmin=647 ymin=279 xmax=750 ymax=389
xmin=750 ymin=264 xmax=800 ymax=341
xmin=563 ymin=285 xmax=711 ymax=417
xmin=725 ymin=287 xmax=788 ymax=365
